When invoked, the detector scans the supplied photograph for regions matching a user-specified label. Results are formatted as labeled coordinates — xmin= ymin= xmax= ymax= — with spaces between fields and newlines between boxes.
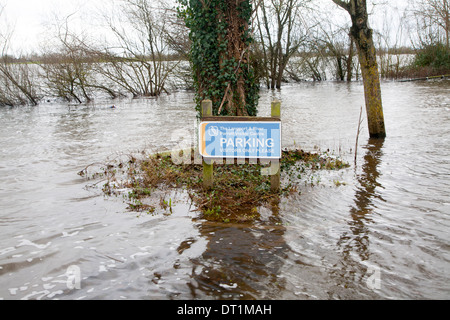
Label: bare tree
xmin=332 ymin=0 xmax=386 ymax=139
xmin=317 ymin=17 xmax=357 ymax=81
xmin=98 ymin=0 xmax=180 ymax=98
xmin=0 ymin=3 xmax=40 ymax=106
xmin=284 ymin=5 xmax=359 ymax=82
xmin=0 ymin=58 xmax=40 ymax=106
xmin=287 ymin=24 xmax=330 ymax=82
xmin=39 ymin=15 xmax=115 ymax=103
xmin=409 ymin=0 xmax=450 ymax=48
xmin=255 ymin=0 xmax=311 ymax=89
xmin=375 ymin=5 xmax=411 ymax=79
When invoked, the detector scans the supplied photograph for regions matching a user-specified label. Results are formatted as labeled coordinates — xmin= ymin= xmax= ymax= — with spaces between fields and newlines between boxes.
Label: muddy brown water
xmin=0 ymin=81 xmax=449 ymax=300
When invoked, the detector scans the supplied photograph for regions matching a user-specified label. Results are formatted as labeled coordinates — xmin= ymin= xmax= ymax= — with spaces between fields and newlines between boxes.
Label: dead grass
xmin=81 ymin=149 xmax=350 ymax=222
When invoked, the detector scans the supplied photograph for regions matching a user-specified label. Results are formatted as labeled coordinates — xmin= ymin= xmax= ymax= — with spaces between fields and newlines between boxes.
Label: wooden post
xmin=202 ymin=100 xmax=214 ymax=189
xmin=271 ymin=100 xmax=281 ymax=192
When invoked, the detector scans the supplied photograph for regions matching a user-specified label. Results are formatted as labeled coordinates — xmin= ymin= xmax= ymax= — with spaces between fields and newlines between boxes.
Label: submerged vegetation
xmin=79 ymin=149 xmax=350 ymax=223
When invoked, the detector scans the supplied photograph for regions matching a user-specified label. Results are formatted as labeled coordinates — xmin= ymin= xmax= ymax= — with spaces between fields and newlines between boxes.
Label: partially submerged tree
xmin=255 ymin=0 xmax=311 ymax=89
xmin=40 ymin=40 xmax=95 ymax=103
xmin=315 ymin=15 xmax=357 ymax=81
xmin=374 ymin=6 xmax=410 ymax=79
xmin=99 ymin=0 xmax=180 ymax=98
xmin=0 ymin=55 xmax=40 ymax=107
xmin=178 ymin=0 xmax=259 ymax=116
xmin=332 ymin=0 xmax=386 ymax=139
xmin=39 ymin=13 xmax=123 ymax=103
xmin=0 ymin=3 xmax=40 ymax=106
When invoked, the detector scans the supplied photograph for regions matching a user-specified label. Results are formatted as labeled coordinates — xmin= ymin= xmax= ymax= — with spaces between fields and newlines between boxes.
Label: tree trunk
xmin=332 ymin=0 xmax=386 ymax=139
xmin=351 ymin=20 xmax=386 ymax=138
xmin=347 ymin=35 xmax=355 ymax=82
xmin=216 ymin=0 xmax=254 ymax=116
xmin=181 ymin=0 xmax=259 ymax=116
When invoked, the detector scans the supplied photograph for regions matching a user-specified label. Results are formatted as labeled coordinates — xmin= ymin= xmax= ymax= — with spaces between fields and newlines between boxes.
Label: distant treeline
xmin=1 ymin=0 xmax=449 ymax=107
xmin=1 ymin=53 xmax=188 ymax=65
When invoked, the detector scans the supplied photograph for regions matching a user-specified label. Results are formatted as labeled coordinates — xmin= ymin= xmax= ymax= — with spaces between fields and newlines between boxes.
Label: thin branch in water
xmin=355 ymin=106 xmax=364 ymax=166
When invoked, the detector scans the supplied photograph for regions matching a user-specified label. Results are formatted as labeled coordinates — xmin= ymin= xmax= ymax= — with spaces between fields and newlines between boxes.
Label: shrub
xmin=414 ymin=43 xmax=450 ymax=70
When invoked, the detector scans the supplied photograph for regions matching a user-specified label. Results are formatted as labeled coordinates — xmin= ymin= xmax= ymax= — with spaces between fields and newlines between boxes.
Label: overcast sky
xmin=1 ymin=0 xmax=411 ymax=54
xmin=1 ymin=0 xmax=107 ymax=53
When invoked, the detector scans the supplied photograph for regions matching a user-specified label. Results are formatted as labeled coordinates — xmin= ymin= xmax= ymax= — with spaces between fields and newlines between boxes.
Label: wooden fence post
xmin=202 ymin=100 xmax=214 ymax=189
xmin=271 ymin=100 xmax=281 ymax=192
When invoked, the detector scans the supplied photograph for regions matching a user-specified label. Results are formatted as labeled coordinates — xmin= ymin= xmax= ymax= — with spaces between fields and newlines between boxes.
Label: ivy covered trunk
xmin=178 ymin=0 xmax=259 ymax=116
xmin=332 ymin=0 xmax=386 ymax=139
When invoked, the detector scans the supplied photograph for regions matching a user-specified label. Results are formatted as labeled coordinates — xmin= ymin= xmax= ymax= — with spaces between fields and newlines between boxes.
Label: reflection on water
xmin=333 ymin=139 xmax=385 ymax=294
xmin=189 ymin=201 xmax=286 ymax=299
xmin=0 ymin=81 xmax=449 ymax=300
xmin=342 ymin=139 xmax=385 ymax=260
xmin=188 ymin=222 xmax=288 ymax=299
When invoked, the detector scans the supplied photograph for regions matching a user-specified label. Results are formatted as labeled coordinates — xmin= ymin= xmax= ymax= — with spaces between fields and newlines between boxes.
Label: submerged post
xmin=271 ymin=100 xmax=281 ymax=192
xmin=202 ymin=100 xmax=214 ymax=189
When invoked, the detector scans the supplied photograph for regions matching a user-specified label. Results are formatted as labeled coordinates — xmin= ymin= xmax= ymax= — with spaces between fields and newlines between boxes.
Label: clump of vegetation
xmin=414 ymin=43 xmax=450 ymax=70
xmin=393 ymin=43 xmax=450 ymax=79
xmin=80 ymin=149 xmax=350 ymax=223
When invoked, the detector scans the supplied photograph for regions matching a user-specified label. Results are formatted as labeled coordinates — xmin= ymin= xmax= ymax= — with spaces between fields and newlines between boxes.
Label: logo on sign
xmin=208 ymin=126 xmax=219 ymax=137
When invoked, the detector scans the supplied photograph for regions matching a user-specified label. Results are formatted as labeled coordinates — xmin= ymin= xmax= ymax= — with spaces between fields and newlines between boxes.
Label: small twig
xmin=355 ymin=106 xmax=363 ymax=165
xmin=218 ymin=83 xmax=232 ymax=115
xmin=217 ymin=48 xmax=248 ymax=115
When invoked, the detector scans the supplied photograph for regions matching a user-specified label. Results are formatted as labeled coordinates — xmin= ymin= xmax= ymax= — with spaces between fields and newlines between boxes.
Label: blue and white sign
xmin=199 ymin=122 xmax=281 ymax=159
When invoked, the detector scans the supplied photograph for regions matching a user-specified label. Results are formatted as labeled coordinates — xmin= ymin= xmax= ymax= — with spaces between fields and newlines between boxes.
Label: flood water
xmin=0 ymin=80 xmax=449 ymax=300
